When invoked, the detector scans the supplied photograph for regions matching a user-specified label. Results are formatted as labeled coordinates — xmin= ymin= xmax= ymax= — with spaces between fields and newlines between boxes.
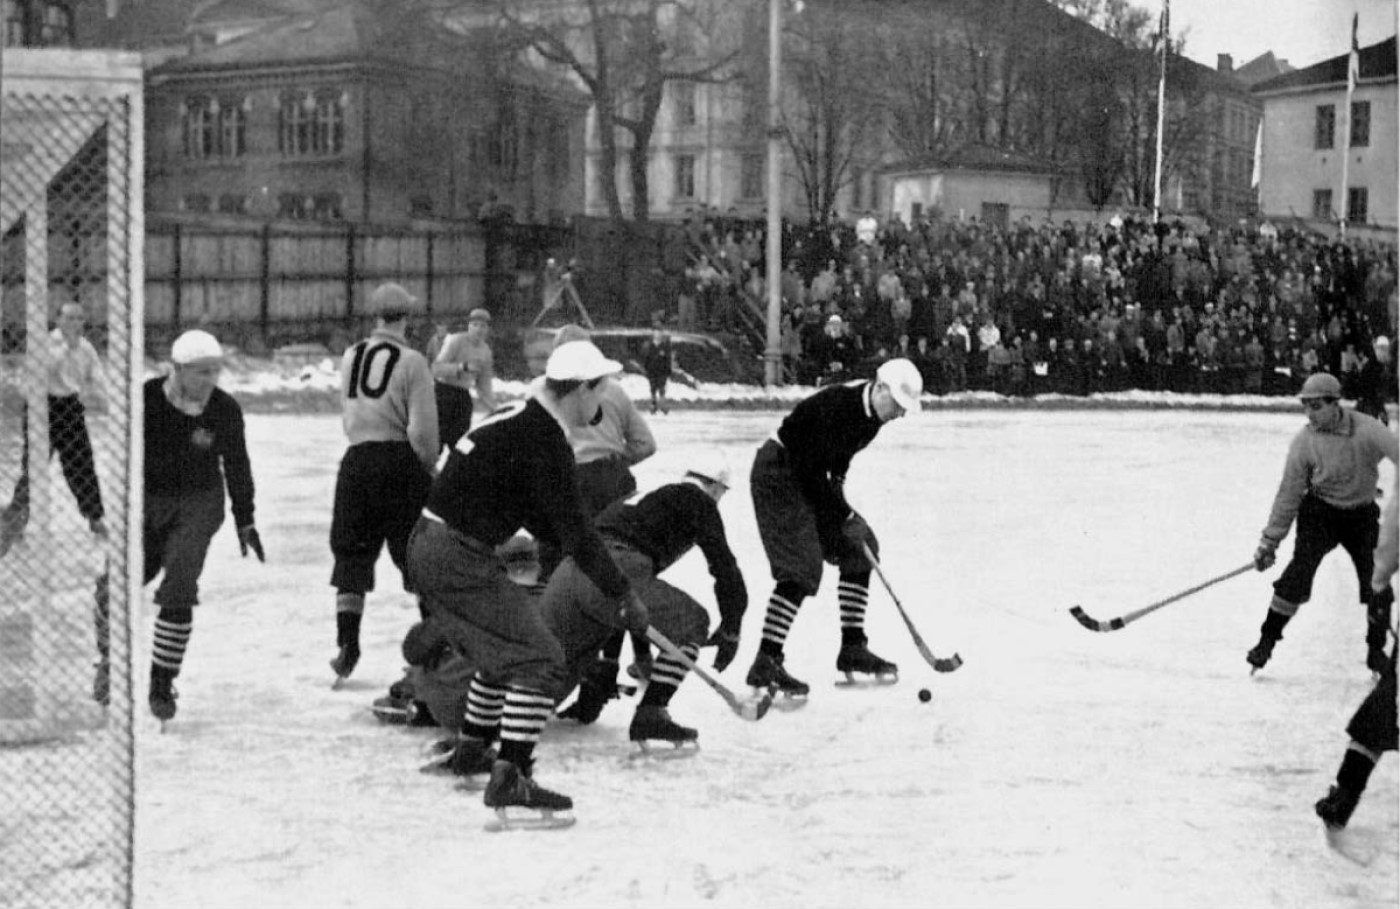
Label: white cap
xmin=1375 ymin=336 xmax=1390 ymax=349
xmin=545 ymin=340 xmax=622 ymax=382
xmin=686 ymin=450 xmax=733 ymax=489
xmin=171 ymin=329 xmax=223 ymax=364
xmin=876 ymin=358 xmax=923 ymax=413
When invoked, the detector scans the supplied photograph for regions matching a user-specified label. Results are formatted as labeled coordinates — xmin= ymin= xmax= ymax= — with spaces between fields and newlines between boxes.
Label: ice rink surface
xmin=133 ymin=408 xmax=1398 ymax=909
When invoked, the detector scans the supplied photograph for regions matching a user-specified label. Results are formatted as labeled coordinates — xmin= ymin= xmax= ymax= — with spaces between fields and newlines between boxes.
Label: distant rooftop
xmin=1252 ymin=36 xmax=1397 ymax=93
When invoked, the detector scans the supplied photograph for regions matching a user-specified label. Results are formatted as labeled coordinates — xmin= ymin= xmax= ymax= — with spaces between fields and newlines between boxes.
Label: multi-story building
xmin=83 ymin=0 xmax=586 ymax=226
xmin=1252 ymin=36 xmax=1397 ymax=234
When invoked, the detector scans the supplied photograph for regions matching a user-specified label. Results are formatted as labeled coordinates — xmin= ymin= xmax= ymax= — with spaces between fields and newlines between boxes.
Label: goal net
xmin=0 ymin=49 xmax=144 ymax=909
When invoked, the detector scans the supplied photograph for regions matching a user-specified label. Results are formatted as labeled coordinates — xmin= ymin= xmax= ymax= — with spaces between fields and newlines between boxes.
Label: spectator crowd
xmin=665 ymin=208 xmax=1398 ymax=410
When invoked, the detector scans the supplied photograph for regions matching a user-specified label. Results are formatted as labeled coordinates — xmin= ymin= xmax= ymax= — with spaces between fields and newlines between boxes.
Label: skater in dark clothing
xmin=542 ymin=456 xmax=746 ymax=751
xmin=406 ymin=339 xmax=646 ymax=825
xmin=641 ymin=327 xmax=674 ymax=415
xmin=328 ymin=282 xmax=439 ymax=684
xmin=142 ymin=330 xmax=264 ymax=723
xmin=1315 ymin=485 xmax=1397 ymax=830
xmin=1249 ymin=372 xmax=1398 ymax=674
xmin=743 ymin=358 xmax=924 ymax=697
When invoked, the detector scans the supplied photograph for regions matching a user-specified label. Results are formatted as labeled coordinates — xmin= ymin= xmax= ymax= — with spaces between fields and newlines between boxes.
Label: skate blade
xmin=370 ymin=706 xmax=413 ymax=725
xmin=331 ymin=675 xmax=347 ymax=691
xmin=454 ymin=776 xmax=487 ymax=792
xmin=421 ymin=737 xmax=459 ymax=760
xmin=835 ymin=671 xmax=899 ymax=687
xmin=629 ymin=740 xmax=700 ymax=761
xmin=484 ymin=808 xmax=576 ymax=832
xmin=754 ymin=687 xmax=808 ymax=711
xmin=419 ymin=754 xmax=456 ymax=776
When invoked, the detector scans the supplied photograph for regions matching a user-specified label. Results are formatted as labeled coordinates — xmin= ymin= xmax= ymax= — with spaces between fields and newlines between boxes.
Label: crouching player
xmin=406 ymin=340 xmax=647 ymax=828
xmin=543 ymin=455 xmax=746 ymax=754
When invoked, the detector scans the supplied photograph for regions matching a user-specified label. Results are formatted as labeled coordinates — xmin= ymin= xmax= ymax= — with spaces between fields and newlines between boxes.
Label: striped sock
xmin=462 ymin=673 xmax=507 ymax=742
xmin=639 ymin=643 xmax=698 ymax=707
xmin=335 ymin=593 xmax=364 ymax=647
xmin=838 ymin=576 xmax=871 ymax=643
xmin=152 ymin=608 xmax=193 ymax=676
xmin=497 ymin=686 xmax=555 ymax=767
xmin=759 ymin=590 xmax=802 ymax=654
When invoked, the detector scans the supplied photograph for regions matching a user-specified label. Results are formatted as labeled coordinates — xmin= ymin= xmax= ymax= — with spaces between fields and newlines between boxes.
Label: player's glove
xmin=616 ymin=591 xmax=650 ymax=635
xmin=842 ymin=511 xmax=874 ymax=547
xmin=1253 ymin=538 xmax=1277 ymax=572
xmin=237 ymin=525 xmax=266 ymax=562
xmin=704 ymin=624 xmax=741 ymax=672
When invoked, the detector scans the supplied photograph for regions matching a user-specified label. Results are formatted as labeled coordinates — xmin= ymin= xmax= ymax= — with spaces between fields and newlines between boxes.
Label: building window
xmin=675 ymin=83 xmax=697 ymax=127
xmin=1312 ymin=189 xmax=1333 ymax=221
xmin=1350 ymin=100 xmax=1370 ymax=147
xmin=3 ymin=0 xmax=26 ymax=46
xmin=278 ymin=193 xmax=310 ymax=220
xmin=490 ymin=102 xmax=518 ymax=178
xmin=312 ymin=194 xmax=343 ymax=221
xmin=217 ymin=194 xmax=247 ymax=215
xmin=740 ymin=153 xmax=764 ymax=200
xmin=674 ymin=154 xmax=696 ymax=199
xmin=279 ymin=90 xmax=345 ymax=157
xmin=183 ymin=97 xmax=217 ymax=159
xmin=1314 ymin=105 xmax=1335 ymax=150
xmin=38 ymin=1 xmax=69 ymax=45
xmin=219 ymin=101 xmax=247 ymax=157
xmin=546 ymin=115 xmax=570 ymax=185
xmin=1347 ymin=187 xmax=1368 ymax=224
xmin=851 ymin=168 xmax=865 ymax=211
xmin=182 ymin=194 xmax=211 ymax=213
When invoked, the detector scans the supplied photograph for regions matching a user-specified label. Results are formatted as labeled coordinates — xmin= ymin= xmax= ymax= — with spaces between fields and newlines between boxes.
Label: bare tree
xmin=463 ymin=0 xmax=744 ymax=222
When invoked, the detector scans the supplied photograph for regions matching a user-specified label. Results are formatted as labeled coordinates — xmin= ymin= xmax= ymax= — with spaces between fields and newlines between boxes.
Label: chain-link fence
xmin=1 ymin=51 xmax=143 ymax=909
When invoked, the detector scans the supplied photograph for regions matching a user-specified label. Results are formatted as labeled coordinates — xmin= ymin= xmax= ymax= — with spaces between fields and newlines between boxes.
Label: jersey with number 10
xmin=340 ymin=327 xmax=439 ymax=465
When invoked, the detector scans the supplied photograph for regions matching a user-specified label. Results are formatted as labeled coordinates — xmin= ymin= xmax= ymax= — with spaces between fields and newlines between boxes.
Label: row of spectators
xmin=665 ymin=207 xmax=1398 ymax=405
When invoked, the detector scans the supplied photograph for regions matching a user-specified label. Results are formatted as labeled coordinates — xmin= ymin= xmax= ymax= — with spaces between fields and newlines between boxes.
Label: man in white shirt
xmin=1 ymin=301 xmax=106 ymax=556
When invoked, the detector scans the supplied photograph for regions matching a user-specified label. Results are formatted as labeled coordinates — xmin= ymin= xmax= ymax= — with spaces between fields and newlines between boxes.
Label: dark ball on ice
xmin=917 ymin=688 xmax=931 ymax=703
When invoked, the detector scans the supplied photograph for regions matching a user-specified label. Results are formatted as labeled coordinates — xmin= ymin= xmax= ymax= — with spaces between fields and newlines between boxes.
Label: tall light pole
xmin=762 ymin=0 xmax=783 ymax=386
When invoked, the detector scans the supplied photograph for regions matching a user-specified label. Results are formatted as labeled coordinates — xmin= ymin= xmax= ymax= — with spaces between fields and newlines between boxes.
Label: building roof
xmin=881 ymin=145 xmax=1060 ymax=177
xmin=1251 ymin=36 xmax=1397 ymax=94
xmin=1233 ymin=51 xmax=1294 ymax=87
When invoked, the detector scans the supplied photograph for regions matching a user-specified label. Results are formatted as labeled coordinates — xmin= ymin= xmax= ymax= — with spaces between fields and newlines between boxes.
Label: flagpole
xmin=1338 ymin=12 xmax=1359 ymax=238
xmin=1152 ymin=0 xmax=1169 ymax=223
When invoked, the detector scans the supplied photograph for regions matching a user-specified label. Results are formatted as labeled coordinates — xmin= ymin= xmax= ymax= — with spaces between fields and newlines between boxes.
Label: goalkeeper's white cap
xmin=686 ymin=450 xmax=732 ymax=489
xmin=170 ymin=329 xmax=223 ymax=364
xmin=876 ymin=357 xmax=923 ymax=413
xmin=545 ymin=340 xmax=621 ymax=382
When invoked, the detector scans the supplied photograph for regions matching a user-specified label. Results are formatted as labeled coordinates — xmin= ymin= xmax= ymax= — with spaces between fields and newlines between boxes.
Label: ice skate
xmin=93 ymin=660 xmax=110 ymax=706
xmin=556 ymin=658 xmax=619 ymax=725
xmin=835 ymin=638 xmax=899 ymax=686
xmin=370 ymin=694 xmax=422 ymax=725
xmin=329 ymin=642 xmax=360 ymax=688
xmin=1246 ymin=635 xmax=1277 ymax=674
xmin=149 ymin=671 xmax=178 ymax=729
xmin=420 ymin=736 xmax=496 ymax=780
xmin=745 ymin=651 xmax=809 ymax=705
xmin=483 ymin=760 xmax=576 ymax=831
xmin=1315 ymin=785 xmax=1361 ymax=830
xmin=628 ymin=706 xmax=699 ymax=759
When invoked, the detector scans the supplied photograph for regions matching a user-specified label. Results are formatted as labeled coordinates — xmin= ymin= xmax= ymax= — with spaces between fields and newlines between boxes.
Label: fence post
xmin=171 ymin=221 xmax=182 ymax=331
xmin=259 ymin=222 xmax=271 ymax=341
xmin=346 ymin=222 xmax=357 ymax=321
xmin=425 ymin=231 xmax=434 ymax=317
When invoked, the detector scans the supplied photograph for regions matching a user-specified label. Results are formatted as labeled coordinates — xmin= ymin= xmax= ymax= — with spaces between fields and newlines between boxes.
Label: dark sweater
xmin=143 ymin=377 xmax=255 ymax=528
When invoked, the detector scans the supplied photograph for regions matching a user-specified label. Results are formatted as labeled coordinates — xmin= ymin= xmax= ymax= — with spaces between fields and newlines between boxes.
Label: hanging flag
xmin=1251 ymin=118 xmax=1262 ymax=189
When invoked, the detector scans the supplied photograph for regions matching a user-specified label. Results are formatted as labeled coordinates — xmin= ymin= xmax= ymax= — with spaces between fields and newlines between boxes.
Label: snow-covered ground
xmin=120 ymin=401 xmax=1396 ymax=909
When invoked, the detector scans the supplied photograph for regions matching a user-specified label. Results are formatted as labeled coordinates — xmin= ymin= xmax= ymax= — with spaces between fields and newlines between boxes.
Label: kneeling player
xmin=544 ymin=455 xmax=746 ymax=753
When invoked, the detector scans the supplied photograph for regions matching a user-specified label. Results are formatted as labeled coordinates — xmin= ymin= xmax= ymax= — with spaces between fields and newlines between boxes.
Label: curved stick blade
xmin=1068 ymin=605 xmax=1121 ymax=632
xmin=933 ymin=653 xmax=964 ymax=673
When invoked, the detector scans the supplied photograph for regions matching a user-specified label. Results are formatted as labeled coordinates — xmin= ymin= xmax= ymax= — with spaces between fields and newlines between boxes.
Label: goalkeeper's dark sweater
xmin=143 ymin=377 xmax=256 ymax=528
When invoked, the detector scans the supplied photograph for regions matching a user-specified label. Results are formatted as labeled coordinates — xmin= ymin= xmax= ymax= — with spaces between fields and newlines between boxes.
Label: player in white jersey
xmin=329 ymin=283 xmax=440 ymax=684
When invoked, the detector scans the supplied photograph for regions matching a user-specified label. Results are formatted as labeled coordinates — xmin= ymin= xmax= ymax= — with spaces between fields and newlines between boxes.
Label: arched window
xmin=38 ymin=0 xmax=70 ymax=45
xmin=183 ymin=97 xmax=217 ymax=159
xmin=3 ymin=0 xmax=28 ymax=47
xmin=279 ymin=89 xmax=345 ymax=156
